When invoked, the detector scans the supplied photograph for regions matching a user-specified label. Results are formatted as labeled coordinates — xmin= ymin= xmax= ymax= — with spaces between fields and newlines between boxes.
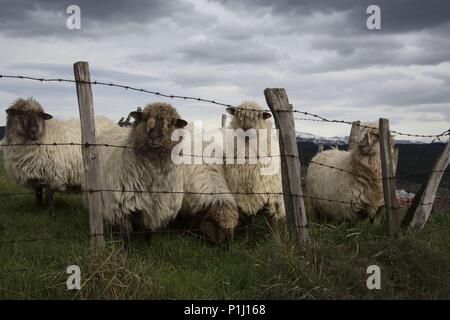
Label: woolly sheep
xmin=2 ymin=97 xmax=116 ymax=208
xmin=224 ymin=101 xmax=285 ymax=235
xmin=3 ymin=98 xmax=83 ymax=207
xmin=306 ymin=122 xmax=394 ymax=222
xmin=179 ymin=124 xmax=239 ymax=246
xmin=98 ymin=102 xmax=238 ymax=247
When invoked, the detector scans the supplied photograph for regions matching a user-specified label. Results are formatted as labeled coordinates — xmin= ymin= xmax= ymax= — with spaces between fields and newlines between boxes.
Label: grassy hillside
xmin=0 ymin=154 xmax=449 ymax=299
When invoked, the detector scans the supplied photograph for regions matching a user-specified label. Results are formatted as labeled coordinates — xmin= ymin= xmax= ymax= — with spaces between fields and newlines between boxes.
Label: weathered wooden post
xmin=73 ymin=61 xmax=104 ymax=247
xmin=221 ymin=114 xmax=227 ymax=128
xmin=348 ymin=121 xmax=361 ymax=150
xmin=318 ymin=144 xmax=324 ymax=153
xmin=264 ymin=88 xmax=309 ymax=246
xmin=393 ymin=145 xmax=399 ymax=176
xmin=379 ymin=118 xmax=400 ymax=238
xmin=402 ymin=139 xmax=450 ymax=230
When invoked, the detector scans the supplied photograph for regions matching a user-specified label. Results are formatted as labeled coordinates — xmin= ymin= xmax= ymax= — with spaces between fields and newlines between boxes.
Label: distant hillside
xmin=297 ymin=141 xmax=449 ymax=190
xmin=0 ymin=126 xmax=4 ymax=140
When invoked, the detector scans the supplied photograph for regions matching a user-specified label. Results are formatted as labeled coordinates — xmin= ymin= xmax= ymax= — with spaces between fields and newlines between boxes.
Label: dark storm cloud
xmin=0 ymin=0 xmax=192 ymax=37
xmin=177 ymin=38 xmax=280 ymax=64
xmin=216 ymin=0 xmax=450 ymax=34
xmin=9 ymin=62 xmax=158 ymax=83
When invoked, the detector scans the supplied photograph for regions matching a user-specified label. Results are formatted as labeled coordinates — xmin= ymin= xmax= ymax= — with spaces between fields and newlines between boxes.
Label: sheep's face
xmin=129 ymin=102 xmax=187 ymax=155
xmin=357 ymin=123 xmax=394 ymax=157
xmin=358 ymin=130 xmax=380 ymax=156
xmin=226 ymin=101 xmax=271 ymax=130
xmin=199 ymin=207 xmax=238 ymax=248
xmin=5 ymin=98 xmax=53 ymax=142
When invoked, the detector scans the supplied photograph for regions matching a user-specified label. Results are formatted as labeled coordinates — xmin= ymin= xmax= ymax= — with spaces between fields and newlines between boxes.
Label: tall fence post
xmin=73 ymin=61 xmax=104 ymax=247
xmin=348 ymin=121 xmax=361 ymax=150
xmin=393 ymin=145 xmax=399 ymax=176
xmin=379 ymin=118 xmax=400 ymax=238
xmin=402 ymin=139 xmax=450 ymax=230
xmin=317 ymin=144 xmax=324 ymax=153
xmin=221 ymin=114 xmax=227 ymax=128
xmin=264 ymin=88 xmax=309 ymax=246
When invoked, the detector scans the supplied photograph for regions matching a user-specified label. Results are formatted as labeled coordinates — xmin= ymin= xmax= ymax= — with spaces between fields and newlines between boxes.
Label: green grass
xmin=0 ymin=154 xmax=449 ymax=299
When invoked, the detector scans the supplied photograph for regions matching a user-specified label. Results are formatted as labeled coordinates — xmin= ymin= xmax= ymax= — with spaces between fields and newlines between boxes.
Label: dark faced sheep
xmin=3 ymin=98 xmax=83 ymax=208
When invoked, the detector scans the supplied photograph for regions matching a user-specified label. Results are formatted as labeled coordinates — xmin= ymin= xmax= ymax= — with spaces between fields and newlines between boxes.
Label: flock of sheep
xmin=0 ymin=97 xmax=394 ymax=247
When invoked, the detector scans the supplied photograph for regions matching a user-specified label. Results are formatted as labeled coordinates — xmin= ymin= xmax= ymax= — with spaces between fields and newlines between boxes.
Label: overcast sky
xmin=0 ymin=0 xmax=449 ymax=140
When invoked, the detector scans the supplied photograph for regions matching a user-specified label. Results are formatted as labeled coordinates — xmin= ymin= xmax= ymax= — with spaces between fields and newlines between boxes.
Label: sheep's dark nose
xmin=149 ymin=128 xmax=160 ymax=140
xmin=29 ymin=126 xmax=39 ymax=134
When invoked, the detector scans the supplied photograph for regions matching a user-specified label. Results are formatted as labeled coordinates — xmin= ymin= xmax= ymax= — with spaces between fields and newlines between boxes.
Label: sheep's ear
xmin=5 ymin=108 xmax=19 ymax=116
xmin=226 ymin=107 xmax=236 ymax=116
xmin=130 ymin=111 xmax=143 ymax=123
xmin=262 ymin=112 xmax=272 ymax=120
xmin=175 ymin=119 xmax=188 ymax=128
xmin=359 ymin=132 xmax=370 ymax=148
xmin=41 ymin=112 xmax=53 ymax=120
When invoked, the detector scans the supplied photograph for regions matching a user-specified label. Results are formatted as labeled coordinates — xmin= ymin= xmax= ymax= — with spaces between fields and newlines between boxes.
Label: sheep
xmin=3 ymin=98 xmax=84 ymax=208
xmin=97 ymin=102 xmax=237 ymax=247
xmin=306 ymin=122 xmax=394 ymax=222
xmin=224 ymin=100 xmax=285 ymax=236
xmin=178 ymin=123 xmax=239 ymax=246
xmin=2 ymin=98 xmax=116 ymax=210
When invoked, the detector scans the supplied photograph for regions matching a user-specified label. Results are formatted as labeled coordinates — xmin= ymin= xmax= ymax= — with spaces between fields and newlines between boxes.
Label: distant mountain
xmin=0 ymin=126 xmax=4 ymax=140
xmin=296 ymin=131 xmax=348 ymax=146
xmin=296 ymin=131 xmax=424 ymax=145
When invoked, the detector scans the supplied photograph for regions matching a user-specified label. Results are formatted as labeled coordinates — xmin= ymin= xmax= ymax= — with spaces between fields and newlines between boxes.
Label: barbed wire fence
xmin=0 ymin=65 xmax=449 ymax=248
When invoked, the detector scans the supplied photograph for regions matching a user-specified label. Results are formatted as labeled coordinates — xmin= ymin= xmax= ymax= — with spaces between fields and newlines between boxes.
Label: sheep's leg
xmin=119 ymin=218 xmax=133 ymax=253
xmin=144 ymin=229 xmax=153 ymax=242
xmin=239 ymin=214 xmax=253 ymax=241
xmin=45 ymin=189 xmax=55 ymax=217
xmin=34 ymin=186 xmax=43 ymax=207
xmin=268 ymin=216 xmax=279 ymax=233
xmin=264 ymin=202 xmax=282 ymax=233
xmin=103 ymin=224 xmax=113 ymax=241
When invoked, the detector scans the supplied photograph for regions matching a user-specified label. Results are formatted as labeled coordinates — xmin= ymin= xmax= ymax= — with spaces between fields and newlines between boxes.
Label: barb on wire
xmin=294 ymin=111 xmax=450 ymax=139
xmin=1 ymin=73 xmax=448 ymax=138
xmin=0 ymin=74 xmax=249 ymax=110
xmin=1 ymin=141 xmax=289 ymax=159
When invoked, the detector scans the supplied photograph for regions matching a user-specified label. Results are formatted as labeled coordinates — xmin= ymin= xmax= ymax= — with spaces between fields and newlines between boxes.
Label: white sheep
xmin=178 ymin=123 xmax=239 ymax=246
xmin=2 ymin=98 xmax=116 ymax=209
xmin=3 ymin=98 xmax=84 ymax=207
xmin=306 ymin=122 xmax=394 ymax=222
xmin=98 ymin=102 xmax=239 ymax=247
xmin=224 ymin=101 xmax=285 ymax=236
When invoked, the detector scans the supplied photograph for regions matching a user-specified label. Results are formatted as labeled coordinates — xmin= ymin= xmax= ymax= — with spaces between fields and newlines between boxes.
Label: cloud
xmin=0 ymin=0 xmax=195 ymax=38
xmin=0 ymin=0 xmax=449 ymax=140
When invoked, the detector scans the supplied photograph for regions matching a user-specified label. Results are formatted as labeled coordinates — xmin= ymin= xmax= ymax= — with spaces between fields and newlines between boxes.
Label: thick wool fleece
xmin=3 ymin=98 xmax=83 ymax=191
xmin=306 ymin=122 xmax=394 ymax=222
xmin=97 ymin=103 xmax=184 ymax=231
xmin=225 ymin=101 xmax=285 ymax=220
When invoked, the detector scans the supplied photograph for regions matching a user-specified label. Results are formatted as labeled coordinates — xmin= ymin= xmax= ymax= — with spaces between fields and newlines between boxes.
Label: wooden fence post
xmin=393 ymin=145 xmax=399 ymax=176
xmin=318 ymin=144 xmax=324 ymax=153
xmin=264 ymin=88 xmax=309 ymax=246
xmin=221 ymin=114 xmax=227 ymax=128
xmin=379 ymin=118 xmax=400 ymax=238
xmin=402 ymin=140 xmax=450 ymax=230
xmin=73 ymin=61 xmax=104 ymax=247
xmin=348 ymin=121 xmax=361 ymax=150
